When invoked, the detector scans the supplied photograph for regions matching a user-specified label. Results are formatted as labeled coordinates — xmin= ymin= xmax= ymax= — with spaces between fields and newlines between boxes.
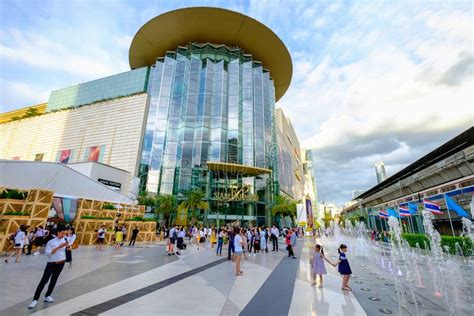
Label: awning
xmin=206 ymin=162 xmax=271 ymax=176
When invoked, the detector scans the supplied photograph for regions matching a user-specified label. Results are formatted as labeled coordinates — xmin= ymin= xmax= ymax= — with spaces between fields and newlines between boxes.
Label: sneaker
xmin=28 ymin=300 xmax=38 ymax=309
xmin=44 ymin=296 xmax=54 ymax=303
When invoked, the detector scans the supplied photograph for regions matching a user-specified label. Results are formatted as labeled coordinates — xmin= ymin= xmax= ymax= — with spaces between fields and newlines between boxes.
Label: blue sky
xmin=1 ymin=0 xmax=473 ymax=205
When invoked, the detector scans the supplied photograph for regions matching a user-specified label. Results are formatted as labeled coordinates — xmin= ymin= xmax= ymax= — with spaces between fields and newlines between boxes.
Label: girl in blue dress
xmin=333 ymin=244 xmax=352 ymax=291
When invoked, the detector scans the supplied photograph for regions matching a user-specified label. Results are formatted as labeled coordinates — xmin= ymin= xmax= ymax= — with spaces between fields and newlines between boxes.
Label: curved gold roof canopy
xmin=207 ymin=162 xmax=271 ymax=176
xmin=129 ymin=7 xmax=292 ymax=101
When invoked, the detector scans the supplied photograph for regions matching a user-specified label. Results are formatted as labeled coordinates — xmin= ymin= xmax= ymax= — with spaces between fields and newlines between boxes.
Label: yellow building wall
xmin=0 ymin=94 xmax=148 ymax=192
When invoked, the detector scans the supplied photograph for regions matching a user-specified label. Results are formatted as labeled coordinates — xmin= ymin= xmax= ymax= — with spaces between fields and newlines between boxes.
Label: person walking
xmin=129 ymin=226 xmax=139 ymax=246
xmin=246 ymin=229 xmax=253 ymax=254
xmin=28 ymin=226 xmax=68 ymax=309
xmin=216 ymin=229 xmax=224 ymax=256
xmin=26 ymin=228 xmax=36 ymax=255
xmin=291 ymin=229 xmax=297 ymax=257
xmin=210 ymin=228 xmax=217 ymax=249
xmin=168 ymin=226 xmax=176 ymax=256
xmin=234 ymin=228 xmax=244 ymax=276
xmin=96 ymin=225 xmax=106 ymax=251
xmin=199 ymin=228 xmax=206 ymax=249
xmin=65 ymin=228 xmax=77 ymax=268
xmin=285 ymin=230 xmax=296 ymax=258
xmin=121 ymin=225 xmax=127 ymax=246
xmin=176 ymin=227 xmax=185 ymax=255
xmin=260 ymin=227 xmax=267 ymax=253
xmin=227 ymin=226 xmax=235 ymax=260
xmin=5 ymin=225 xmax=27 ymax=263
xmin=253 ymin=228 xmax=261 ymax=254
xmin=271 ymin=225 xmax=279 ymax=251
xmin=114 ymin=227 xmax=123 ymax=252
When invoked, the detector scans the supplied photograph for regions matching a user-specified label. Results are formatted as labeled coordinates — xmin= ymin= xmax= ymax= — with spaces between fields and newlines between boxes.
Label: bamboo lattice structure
xmin=0 ymin=188 xmax=53 ymax=252
xmin=73 ymin=199 xmax=157 ymax=245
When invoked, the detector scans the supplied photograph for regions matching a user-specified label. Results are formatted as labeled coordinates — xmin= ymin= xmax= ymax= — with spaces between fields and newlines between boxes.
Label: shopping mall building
xmin=0 ymin=7 xmax=315 ymax=226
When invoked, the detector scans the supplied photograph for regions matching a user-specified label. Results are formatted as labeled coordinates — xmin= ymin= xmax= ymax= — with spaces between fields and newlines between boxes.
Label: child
xmin=333 ymin=244 xmax=352 ymax=291
xmin=311 ymin=244 xmax=332 ymax=288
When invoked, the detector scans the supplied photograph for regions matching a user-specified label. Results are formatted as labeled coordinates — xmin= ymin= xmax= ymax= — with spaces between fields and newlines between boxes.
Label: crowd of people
xmin=4 ymin=224 xmax=77 ymax=264
xmin=164 ymin=223 xmax=304 ymax=276
xmin=3 ymin=221 xmax=354 ymax=310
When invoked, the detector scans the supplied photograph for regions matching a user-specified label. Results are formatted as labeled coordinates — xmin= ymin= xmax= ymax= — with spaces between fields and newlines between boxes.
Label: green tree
xmin=323 ymin=211 xmax=333 ymax=228
xmin=155 ymin=194 xmax=176 ymax=226
xmin=271 ymin=195 xmax=298 ymax=226
xmin=178 ymin=190 xmax=209 ymax=226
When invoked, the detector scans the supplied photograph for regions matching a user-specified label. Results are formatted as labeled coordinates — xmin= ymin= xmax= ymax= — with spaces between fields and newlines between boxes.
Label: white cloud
xmin=0 ymin=79 xmax=51 ymax=110
xmin=0 ymin=28 xmax=129 ymax=79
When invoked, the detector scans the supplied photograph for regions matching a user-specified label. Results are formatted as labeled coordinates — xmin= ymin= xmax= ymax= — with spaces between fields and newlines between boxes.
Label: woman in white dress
xmin=260 ymin=227 xmax=267 ymax=253
xmin=5 ymin=225 xmax=27 ymax=263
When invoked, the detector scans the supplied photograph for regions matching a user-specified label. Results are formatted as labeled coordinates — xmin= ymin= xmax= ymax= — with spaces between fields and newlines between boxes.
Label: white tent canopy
xmin=0 ymin=160 xmax=133 ymax=204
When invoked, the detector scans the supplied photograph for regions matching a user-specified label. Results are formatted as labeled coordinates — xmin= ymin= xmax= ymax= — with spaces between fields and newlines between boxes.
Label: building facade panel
xmin=275 ymin=108 xmax=305 ymax=200
xmin=0 ymin=94 xmax=148 ymax=193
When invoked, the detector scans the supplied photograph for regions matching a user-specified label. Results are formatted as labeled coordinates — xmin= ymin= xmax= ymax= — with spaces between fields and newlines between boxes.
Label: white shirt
xmin=98 ymin=228 xmax=106 ymax=239
xmin=178 ymin=231 xmax=185 ymax=238
xmin=200 ymin=230 xmax=205 ymax=238
xmin=45 ymin=237 xmax=66 ymax=262
xmin=35 ymin=229 xmax=45 ymax=237
xmin=68 ymin=234 xmax=77 ymax=245
xmin=271 ymin=227 xmax=279 ymax=236
xmin=234 ymin=235 xmax=243 ymax=252
xmin=169 ymin=228 xmax=175 ymax=238
xmin=14 ymin=231 xmax=26 ymax=246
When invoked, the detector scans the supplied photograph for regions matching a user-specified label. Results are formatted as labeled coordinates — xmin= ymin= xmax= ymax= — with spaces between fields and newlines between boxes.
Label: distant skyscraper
xmin=374 ymin=161 xmax=387 ymax=183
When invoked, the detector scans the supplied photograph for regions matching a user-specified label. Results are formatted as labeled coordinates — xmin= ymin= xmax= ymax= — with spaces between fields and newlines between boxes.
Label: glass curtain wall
xmin=139 ymin=43 xmax=278 ymax=224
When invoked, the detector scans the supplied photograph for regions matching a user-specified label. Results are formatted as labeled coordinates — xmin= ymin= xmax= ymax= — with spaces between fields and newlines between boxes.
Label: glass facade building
xmin=47 ymin=68 xmax=149 ymax=112
xmin=138 ymin=43 xmax=279 ymax=226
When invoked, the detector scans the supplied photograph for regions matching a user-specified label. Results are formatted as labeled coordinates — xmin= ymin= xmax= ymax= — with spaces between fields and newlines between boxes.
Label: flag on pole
xmin=423 ymin=199 xmax=442 ymax=214
xmin=399 ymin=205 xmax=411 ymax=217
xmin=408 ymin=202 xmax=418 ymax=215
xmin=379 ymin=210 xmax=388 ymax=218
xmin=388 ymin=208 xmax=400 ymax=218
xmin=445 ymin=195 xmax=470 ymax=218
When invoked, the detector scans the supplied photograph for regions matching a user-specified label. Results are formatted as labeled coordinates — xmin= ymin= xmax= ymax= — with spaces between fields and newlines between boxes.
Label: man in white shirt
xmin=271 ymin=225 xmax=279 ymax=251
xmin=28 ymin=226 xmax=68 ymax=309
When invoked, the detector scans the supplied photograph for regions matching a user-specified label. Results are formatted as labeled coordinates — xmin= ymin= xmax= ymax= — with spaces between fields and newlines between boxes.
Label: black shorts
xmin=200 ymin=237 xmax=206 ymax=243
xmin=34 ymin=237 xmax=44 ymax=247
xmin=97 ymin=238 xmax=105 ymax=244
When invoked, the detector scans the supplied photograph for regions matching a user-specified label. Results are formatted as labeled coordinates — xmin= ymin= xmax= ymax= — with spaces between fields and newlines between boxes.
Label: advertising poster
xmin=85 ymin=145 xmax=105 ymax=162
xmin=58 ymin=150 xmax=72 ymax=163
xmin=87 ymin=146 xmax=101 ymax=162
xmin=34 ymin=153 xmax=44 ymax=161
xmin=305 ymin=198 xmax=314 ymax=230
xmin=175 ymin=207 xmax=188 ymax=226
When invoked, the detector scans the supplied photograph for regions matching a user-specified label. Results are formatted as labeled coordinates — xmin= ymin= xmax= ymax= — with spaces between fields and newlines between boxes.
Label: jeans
xmin=33 ymin=262 xmax=65 ymax=300
xmin=247 ymin=239 xmax=253 ymax=253
xmin=216 ymin=238 xmax=223 ymax=255
xmin=228 ymin=239 xmax=235 ymax=260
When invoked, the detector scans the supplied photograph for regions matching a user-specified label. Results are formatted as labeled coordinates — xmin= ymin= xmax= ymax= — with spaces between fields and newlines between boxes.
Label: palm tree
xmin=178 ymin=190 xmax=209 ymax=226
xmin=271 ymin=195 xmax=298 ymax=226
xmin=155 ymin=194 xmax=176 ymax=227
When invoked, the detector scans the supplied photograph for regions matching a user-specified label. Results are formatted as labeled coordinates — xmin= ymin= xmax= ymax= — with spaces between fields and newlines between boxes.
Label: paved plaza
xmin=2 ymin=236 xmax=472 ymax=316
